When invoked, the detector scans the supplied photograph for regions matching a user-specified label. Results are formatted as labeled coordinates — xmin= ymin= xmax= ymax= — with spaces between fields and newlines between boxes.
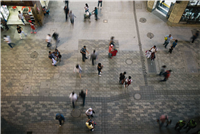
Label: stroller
xmin=84 ymin=11 xmax=92 ymax=19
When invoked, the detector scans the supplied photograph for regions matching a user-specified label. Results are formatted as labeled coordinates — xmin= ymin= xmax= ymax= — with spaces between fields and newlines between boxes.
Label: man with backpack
xmin=160 ymin=70 xmax=172 ymax=82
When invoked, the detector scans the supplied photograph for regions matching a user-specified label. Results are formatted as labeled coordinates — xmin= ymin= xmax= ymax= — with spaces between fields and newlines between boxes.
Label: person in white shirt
xmin=4 ymin=35 xmax=15 ymax=49
xmin=18 ymin=11 xmax=25 ymax=25
xmin=85 ymin=108 xmax=95 ymax=119
xmin=46 ymin=34 xmax=52 ymax=47
xmin=69 ymin=92 xmax=77 ymax=108
xmin=74 ymin=64 xmax=82 ymax=78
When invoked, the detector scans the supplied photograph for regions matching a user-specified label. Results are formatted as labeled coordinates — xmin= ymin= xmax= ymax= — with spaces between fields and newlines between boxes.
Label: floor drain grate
xmin=147 ymin=32 xmax=154 ymax=39
xmin=30 ymin=51 xmax=38 ymax=58
xmin=139 ymin=18 xmax=146 ymax=23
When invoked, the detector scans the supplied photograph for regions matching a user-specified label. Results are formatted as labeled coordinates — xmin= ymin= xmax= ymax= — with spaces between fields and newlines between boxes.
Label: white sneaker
xmin=23 ymin=23 xmax=25 ymax=25
xmin=99 ymin=75 xmax=101 ymax=76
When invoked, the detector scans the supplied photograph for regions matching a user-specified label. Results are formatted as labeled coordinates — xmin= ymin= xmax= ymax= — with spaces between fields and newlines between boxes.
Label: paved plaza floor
xmin=1 ymin=1 xmax=200 ymax=134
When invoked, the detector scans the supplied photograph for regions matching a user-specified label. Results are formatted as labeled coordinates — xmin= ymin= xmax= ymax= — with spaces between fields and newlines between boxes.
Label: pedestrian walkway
xmin=1 ymin=1 xmax=200 ymax=134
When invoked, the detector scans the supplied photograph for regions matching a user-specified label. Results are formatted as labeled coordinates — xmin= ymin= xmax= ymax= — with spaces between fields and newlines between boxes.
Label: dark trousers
xmin=59 ymin=119 xmax=64 ymax=125
xmin=87 ymin=114 xmax=93 ymax=119
xmin=191 ymin=37 xmax=196 ymax=43
xmin=163 ymin=41 xmax=169 ymax=48
xmin=160 ymin=77 xmax=167 ymax=82
xmin=95 ymin=14 xmax=98 ymax=20
xmin=72 ymin=101 xmax=75 ymax=108
xmin=92 ymin=58 xmax=96 ymax=65
xmin=169 ymin=47 xmax=173 ymax=53
xmin=82 ymin=97 xmax=85 ymax=106
xmin=82 ymin=54 xmax=86 ymax=62
xmin=65 ymin=14 xmax=68 ymax=20
xmin=98 ymin=70 xmax=101 ymax=75
xmin=47 ymin=42 xmax=51 ymax=47
xmin=175 ymin=124 xmax=184 ymax=131
xmin=8 ymin=43 xmax=15 ymax=48
xmin=98 ymin=1 xmax=102 ymax=7
xmin=159 ymin=71 xmax=164 ymax=76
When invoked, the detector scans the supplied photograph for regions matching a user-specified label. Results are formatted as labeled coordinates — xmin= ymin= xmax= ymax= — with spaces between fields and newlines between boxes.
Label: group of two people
xmin=119 ymin=72 xmax=132 ymax=88
xmin=48 ymin=49 xmax=62 ymax=66
xmin=84 ymin=3 xmax=98 ymax=20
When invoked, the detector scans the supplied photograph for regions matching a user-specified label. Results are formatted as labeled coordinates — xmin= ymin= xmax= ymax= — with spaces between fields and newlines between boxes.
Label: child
xmin=30 ymin=22 xmax=36 ymax=34
xmin=125 ymin=76 xmax=132 ymax=88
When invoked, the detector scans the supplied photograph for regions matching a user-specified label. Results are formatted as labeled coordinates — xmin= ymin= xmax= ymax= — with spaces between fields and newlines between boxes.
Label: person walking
xmin=52 ymin=32 xmax=60 ymax=48
xmin=79 ymin=89 xmax=88 ymax=106
xmin=90 ymin=50 xmax=97 ymax=65
xmin=119 ymin=72 xmax=126 ymax=84
xmin=74 ymin=64 xmax=82 ymax=78
xmin=4 ymin=35 xmax=15 ymax=49
xmin=69 ymin=92 xmax=78 ymax=108
xmin=18 ymin=11 xmax=25 ymax=25
xmin=64 ymin=6 xmax=69 ymax=21
xmin=98 ymin=0 xmax=102 ymax=8
xmin=17 ymin=25 xmax=27 ymax=39
xmin=86 ymin=119 xmax=96 ymax=131
xmin=160 ymin=70 xmax=172 ymax=82
xmin=55 ymin=113 xmax=65 ymax=127
xmin=30 ymin=22 xmax=36 ymax=34
xmin=69 ymin=11 xmax=76 ymax=25
xmin=94 ymin=7 xmax=98 ymax=20
xmin=108 ymin=45 xmax=114 ymax=59
xmin=97 ymin=63 xmax=103 ymax=76
xmin=159 ymin=65 xmax=166 ymax=76
xmin=175 ymin=120 xmax=186 ymax=132
xmin=80 ymin=46 xmax=89 ymax=62
xmin=124 ymin=76 xmax=132 ymax=88
xmin=157 ymin=115 xmax=170 ymax=128
xmin=184 ymin=119 xmax=197 ymax=133
xmin=46 ymin=34 xmax=52 ymax=47
xmin=191 ymin=31 xmax=199 ymax=43
xmin=85 ymin=108 xmax=95 ymax=119
xmin=169 ymin=40 xmax=178 ymax=54
xmin=163 ymin=34 xmax=174 ymax=48
xmin=64 ymin=0 xmax=69 ymax=8
xmin=109 ymin=36 xmax=115 ymax=47
xmin=84 ymin=3 xmax=89 ymax=12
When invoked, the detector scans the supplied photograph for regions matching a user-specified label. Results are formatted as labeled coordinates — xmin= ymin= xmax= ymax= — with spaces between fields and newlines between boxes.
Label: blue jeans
xmin=98 ymin=1 xmax=102 ymax=7
xmin=163 ymin=40 xmax=169 ymax=48
xmin=21 ymin=19 xmax=25 ymax=24
xmin=8 ymin=43 xmax=15 ymax=48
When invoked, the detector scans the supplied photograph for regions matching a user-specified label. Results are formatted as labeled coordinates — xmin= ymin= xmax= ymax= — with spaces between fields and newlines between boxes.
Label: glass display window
xmin=0 ymin=5 xmax=9 ymax=21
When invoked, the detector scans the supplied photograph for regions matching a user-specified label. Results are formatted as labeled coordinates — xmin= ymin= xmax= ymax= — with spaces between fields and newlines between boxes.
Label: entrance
xmin=156 ymin=0 xmax=176 ymax=16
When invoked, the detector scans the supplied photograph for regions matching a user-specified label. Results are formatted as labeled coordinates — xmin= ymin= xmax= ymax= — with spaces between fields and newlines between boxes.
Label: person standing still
xmin=64 ymin=6 xmax=69 ymax=21
xmin=69 ymin=11 xmax=76 ymax=25
xmin=97 ymin=63 xmax=103 ymax=76
xmin=18 ymin=11 xmax=25 ymax=25
xmin=98 ymin=0 xmax=102 ymax=8
xmin=4 ymin=35 xmax=15 ymax=49
xmin=91 ymin=50 xmax=97 ymax=65
xmin=17 ymin=25 xmax=27 ymax=39
xmin=163 ymin=34 xmax=174 ymax=48
xmin=79 ymin=89 xmax=88 ymax=106
xmin=169 ymin=40 xmax=178 ymax=54
xmin=46 ymin=34 xmax=52 ymax=47
xmin=80 ymin=46 xmax=89 ymax=62
xmin=94 ymin=7 xmax=98 ymax=20
xmin=191 ymin=31 xmax=199 ymax=43
xmin=69 ymin=92 xmax=78 ymax=108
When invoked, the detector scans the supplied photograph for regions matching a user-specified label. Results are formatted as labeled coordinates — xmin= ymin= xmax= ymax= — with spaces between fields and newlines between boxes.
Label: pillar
xmin=167 ymin=1 xmax=189 ymax=24
xmin=147 ymin=0 xmax=156 ymax=12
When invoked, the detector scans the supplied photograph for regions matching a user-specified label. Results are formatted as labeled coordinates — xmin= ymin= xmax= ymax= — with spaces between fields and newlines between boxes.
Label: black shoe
xmin=85 ymin=57 xmax=88 ymax=59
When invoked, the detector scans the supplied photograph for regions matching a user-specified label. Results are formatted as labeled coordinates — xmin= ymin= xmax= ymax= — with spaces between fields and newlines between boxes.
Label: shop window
xmin=189 ymin=0 xmax=200 ymax=6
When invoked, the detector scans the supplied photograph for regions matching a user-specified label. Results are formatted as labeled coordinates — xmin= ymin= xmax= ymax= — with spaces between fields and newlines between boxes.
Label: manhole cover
xmin=139 ymin=18 xmax=146 ymax=23
xmin=125 ymin=58 xmax=133 ymax=65
xmin=103 ymin=19 xmax=108 ymax=23
xmin=147 ymin=32 xmax=154 ymax=39
xmin=134 ymin=93 xmax=141 ymax=100
xmin=71 ymin=109 xmax=81 ymax=117
xmin=30 ymin=51 xmax=38 ymax=58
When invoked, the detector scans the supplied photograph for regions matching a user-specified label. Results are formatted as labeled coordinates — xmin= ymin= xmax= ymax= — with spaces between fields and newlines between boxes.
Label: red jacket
xmin=165 ymin=70 xmax=171 ymax=79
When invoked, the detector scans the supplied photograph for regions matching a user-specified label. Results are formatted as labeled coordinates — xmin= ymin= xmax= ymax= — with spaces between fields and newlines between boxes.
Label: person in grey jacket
xmin=159 ymin=65 xmax=166 ymax=76
xmin=69 ymin=10 xmax=76 ymax=25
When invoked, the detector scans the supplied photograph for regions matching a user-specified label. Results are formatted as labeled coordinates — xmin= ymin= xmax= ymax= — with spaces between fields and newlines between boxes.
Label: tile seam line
xmin=133 ymin=1 xmax=148 ymax=86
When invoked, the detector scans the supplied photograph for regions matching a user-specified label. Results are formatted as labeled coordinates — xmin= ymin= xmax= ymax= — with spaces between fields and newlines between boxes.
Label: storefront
xmin=180 ymin=1 xmax=200 ymax=24
xmin=0 ymin=1 xmax=49 ymax=26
